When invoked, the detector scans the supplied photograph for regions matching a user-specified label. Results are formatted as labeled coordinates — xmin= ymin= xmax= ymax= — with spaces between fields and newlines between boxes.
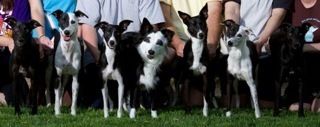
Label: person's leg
xmin=78 ymin=24 xmax=100 ymax=63
xmin=76 ymin=0 xmax=102 ymax=63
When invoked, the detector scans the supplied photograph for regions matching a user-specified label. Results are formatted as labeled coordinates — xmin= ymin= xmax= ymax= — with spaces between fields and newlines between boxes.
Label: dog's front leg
xmin=202 ymin=73 xmax=209 ymax=117
xmin=101 ymin=79 xmax=109 ymax=118
xmin=115 ymin=70 xmax=124 ymax=118
xmin=226 ymin=73 xmax=234 ymax=117
xmin=245 ymin=77 xmax=261 ymax=118
xmin=54 ymin=76 xmax=62 ymax=115
xmin=273 ymin=67 xmax=285 ymax=117
xmin=71 ymin=75 xmax=79 ymax=116
xmin=149 ymin=88 xmax=158 ymax=118
xmin=129 ymin=86 xmax=140 ymax=119
xmin=29 ymin=67 xmax=40 ymax=115
xmin=12 ymin=64 xmax=22 ymax=115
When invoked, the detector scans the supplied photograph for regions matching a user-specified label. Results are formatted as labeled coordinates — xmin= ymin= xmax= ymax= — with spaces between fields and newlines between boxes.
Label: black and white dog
xmin=6 ymin=17 xmax=42 ymax=115
xmin=51 ymin=10 xmax=88 ymax=116
xmin=178 ymin=4 xmax=213 ymax=117
xmin=222 ymin=20 xmax=261 ymax=118
xmin=128 ymin=18 xmax=174 ymax=118
xmin=95 ymin=20 xmax=132 ymax=118
xmin=269 ymin=23 xmax=310 ymax=117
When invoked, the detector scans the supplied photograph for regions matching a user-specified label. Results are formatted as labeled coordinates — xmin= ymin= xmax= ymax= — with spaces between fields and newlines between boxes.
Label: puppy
xmin=128 ymin=18 xmax=174 ymax=118
xmin=95 ymin=20 xmax=132 ymax=118
xmin=178 ymin=4 xmax=213 ymax=117
xmin=269 ymin=23 xmax=310 ymax=117
xmin=225 ymin=25 xmax=261 ymax=118
xmin=6 ymin=17 xmax=42 ymax=115
xmin=52 ymin=10 xmax=88 ymax=116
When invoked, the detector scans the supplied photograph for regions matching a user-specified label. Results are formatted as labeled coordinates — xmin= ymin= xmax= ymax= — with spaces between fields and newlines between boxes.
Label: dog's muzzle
xmin=228 ymin=41 xmax=233 ymax=46
xmin=63 ymin=30 xmax=72 ymax=41
xmin=147 ymin=50 xmax=155 ymax=59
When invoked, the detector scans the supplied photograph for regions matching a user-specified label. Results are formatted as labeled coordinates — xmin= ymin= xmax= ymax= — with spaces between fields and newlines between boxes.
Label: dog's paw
xmin=151 ymin=110 xmax=158 ymax=118
xmin=255 ymin=111 xmax=261 ymax=118
xmin=71 ymin=110 xmax=76 ymax=116
xmin=130 ymin=108 xmax=136 ymax=119
xmin=104 ymin=112 xmax=109 ymax=118
xmin=117 ymin=110 xmax=122 ymax=118
xmin=199 ymin=65 xmax=207 ymax=74
xmin=226 ymin=111 xmax=232 ymax=117
xmin=203 ymin=107 xmax=208 ymax=117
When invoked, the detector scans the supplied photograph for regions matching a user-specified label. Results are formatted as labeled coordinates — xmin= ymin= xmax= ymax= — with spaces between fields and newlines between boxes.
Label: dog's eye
xmin=237 ymin=34 xmax=242 ymax=37
xmin=71 ymin=20 xmax=76 ymax=24
xmin=143 ymin=37 xmax=150 ymax=43
xmin=156 ymin=40 xmax=163 ymax=46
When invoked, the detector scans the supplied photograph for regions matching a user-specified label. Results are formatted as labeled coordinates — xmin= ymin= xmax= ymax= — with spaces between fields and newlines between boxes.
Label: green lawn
xmin=0 ymin=106 xmax=319 ymax=127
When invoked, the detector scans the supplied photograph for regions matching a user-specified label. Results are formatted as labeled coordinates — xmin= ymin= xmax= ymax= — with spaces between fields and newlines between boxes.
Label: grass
xmin=0 ymin=106 xmax=320 ymax=127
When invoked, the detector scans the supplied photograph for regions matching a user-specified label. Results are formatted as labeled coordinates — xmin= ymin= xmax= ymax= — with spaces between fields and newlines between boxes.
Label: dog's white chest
xmin=55 ymin=40 xmax=81 ymax=75
xmin=139 ymin=63 xmax=159 ymax=90
xmin=190 ymin=37 xmax=206 ymax=74
xmin=102 ymin=48 xmax=119 ymax=80
xmin=227 ymin=46 xmax=252 ymax=80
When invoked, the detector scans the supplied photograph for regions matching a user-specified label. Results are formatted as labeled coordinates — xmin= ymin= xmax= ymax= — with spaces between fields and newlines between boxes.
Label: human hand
xmin=38 ymin=35 xmax=54 ymax=49
xmin=176 ymin=42 xmax=184 ymax=57
xmin=7 ymin=38 xmax=14 ymax=53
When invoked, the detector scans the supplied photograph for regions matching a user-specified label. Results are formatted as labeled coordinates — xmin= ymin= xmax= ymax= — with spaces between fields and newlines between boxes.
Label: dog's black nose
xmin=64 ymin=30 xmax=70 ymax=36
xmin=199 ymin=33 xmax=204 ymax=39
xmin=109 ymin=40 xmax=115 ymax=46
xmin=148 ymin=50 xmax=155 ymax=55
xmin=228 ymin=41 xmax=233 ymax=46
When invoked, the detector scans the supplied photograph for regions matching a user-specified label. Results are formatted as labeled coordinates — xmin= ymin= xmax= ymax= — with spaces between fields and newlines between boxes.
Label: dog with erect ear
xmin=128 ymin=18 xmax=174 ymax=119
xmin=51 ymin=9 xmax=88 ymax=116
xmin=94 ymin=20 xmax=132 ymax=118
xmin=224 ymin=25 xmax=261 ymax=118
xmin=5 ymin=17 xmax=42 ymax=115
xmin=269 ymin=22 xmax=311 ymax=117
xmin=177 ymin=4 xmax=218 ymax=117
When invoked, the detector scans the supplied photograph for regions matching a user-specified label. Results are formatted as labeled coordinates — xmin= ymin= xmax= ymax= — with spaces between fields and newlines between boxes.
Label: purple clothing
xmin=12 ymin=0 xmax=31 ymax=22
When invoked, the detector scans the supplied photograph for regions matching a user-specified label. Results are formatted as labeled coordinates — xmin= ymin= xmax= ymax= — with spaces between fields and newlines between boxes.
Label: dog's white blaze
xmin=190 ymin=36 xmax=206 ymax=74
xmin=138 ymin=32 xmax=168 ymax=90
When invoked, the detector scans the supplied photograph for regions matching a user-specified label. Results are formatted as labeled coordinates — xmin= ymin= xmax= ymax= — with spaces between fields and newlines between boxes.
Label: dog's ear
xmin=178 ymin=11 xmax=191 ymax=26
xmin=4 ymin=16 xmax=17 ymax=28
xmin=200 ymin=3 xmax=208 ymax=20
xmin=52 ymin=10 xmax=64 ymax=20
xmin=140 ymin=18 xmax=153 ymax=35
xmin=95 ymin=21 xmax=109 ymax=31
xmin=27 ymin=19 xmax=42 ymax=30
xmin=119 ymin=20 xmax=133 ymax=33
xmin=221 ymin=19 xmax=236 ymax=27
xmin=299 ymin=22 xmax=313 ymax=36
xmin=161 ymin=29 xmax=174 ymax=42
xmin=75 ymin=10 xmax=89 ymax=18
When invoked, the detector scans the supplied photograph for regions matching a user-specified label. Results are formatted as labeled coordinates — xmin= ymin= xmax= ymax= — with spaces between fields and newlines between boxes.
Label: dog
xmin=269 ymin=23 xmax=311 ymax=117
xmin=177 ymin=4 xmax=214 ymax=117
xmin=51 ymin=10 xmax=88 ymax=116
xmin=5 ymin=17 xmax=42 ymax=115
xmin=94 ymin=20 xmax=132 ymax=118
xmin=223 ymin=23 xmax=261 ymax=118
xmin=127 ymin=18 xmax=174 ymax=118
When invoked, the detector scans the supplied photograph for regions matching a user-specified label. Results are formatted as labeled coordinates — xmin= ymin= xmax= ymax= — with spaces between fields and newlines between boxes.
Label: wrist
xmin=38 ymin=34 xmax=46 ymax=39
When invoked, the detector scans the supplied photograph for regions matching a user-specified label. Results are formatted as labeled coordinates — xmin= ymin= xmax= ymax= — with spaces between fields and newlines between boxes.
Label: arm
xmin=256 ymin=8 xmax=287 ymax=53
xmin=0 ymin=36 xmax=14 ymax=52
xmin=160 ymin=2 xmax=185 ymax=57
xmin=29 ymin=0 xmax=53 ymax=49
xmin=224 ymin=1 xmax=240 ymax=23
xmin=206 ymin=1 xmax=223 ymax=57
